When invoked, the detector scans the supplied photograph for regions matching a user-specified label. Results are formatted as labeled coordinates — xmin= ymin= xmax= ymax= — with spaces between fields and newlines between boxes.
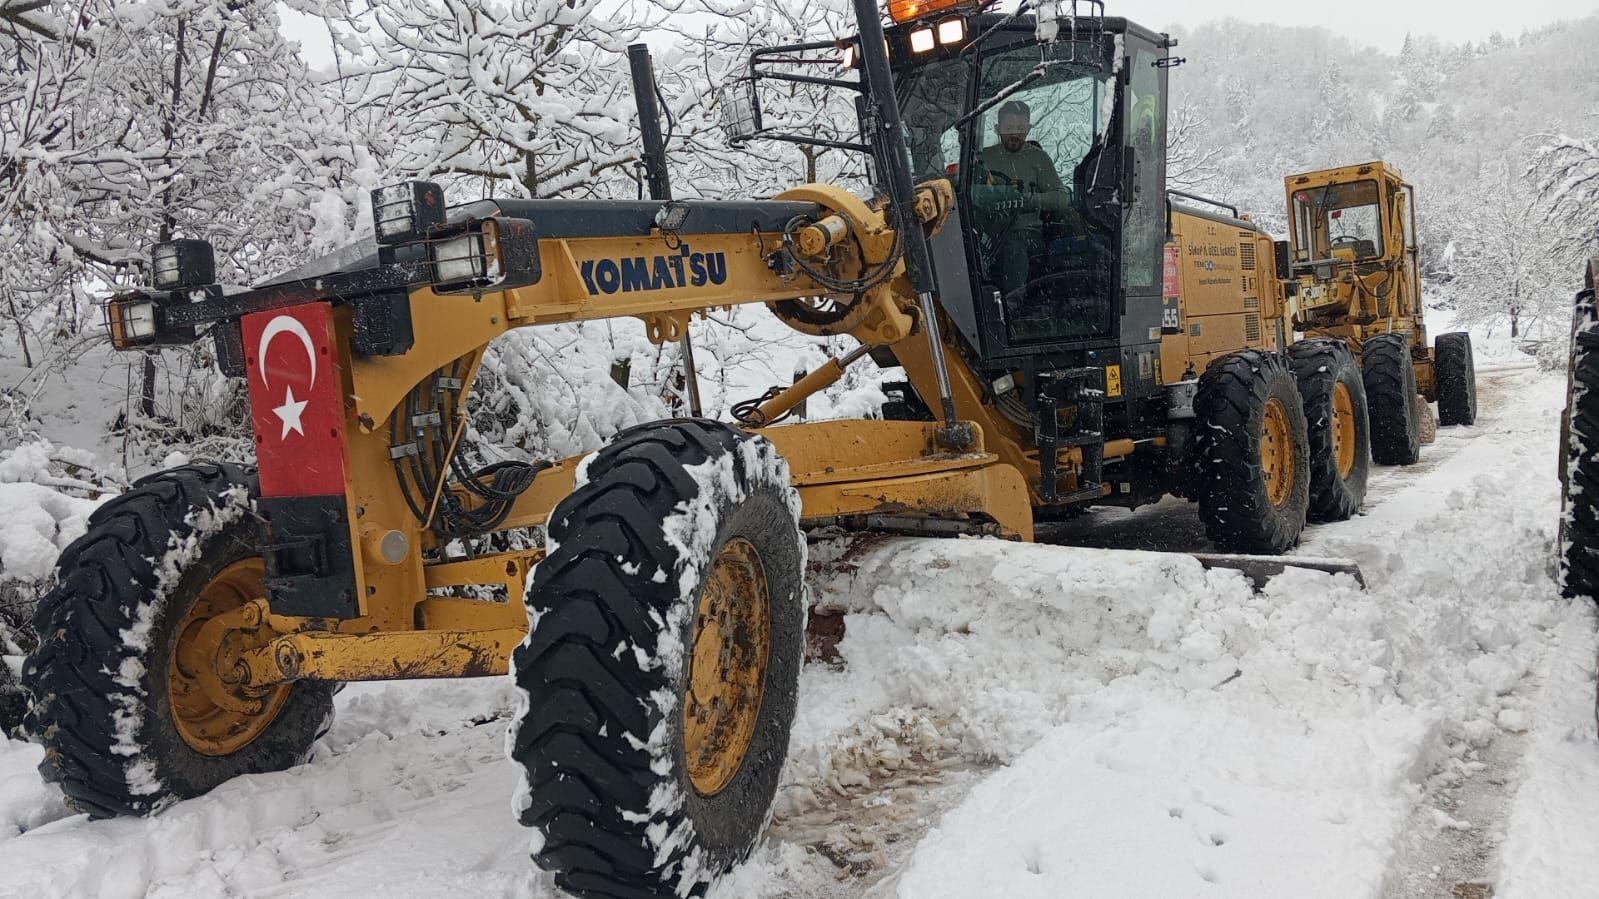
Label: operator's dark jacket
xmin=980 ymin=143 xmax=1072 ymax=232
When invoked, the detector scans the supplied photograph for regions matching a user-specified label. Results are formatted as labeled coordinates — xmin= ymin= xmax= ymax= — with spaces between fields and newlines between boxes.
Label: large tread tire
xmin=1289 ymin=339 xmax=1371 ymax=522
xmin=509 ymin=420 xmax=805 ymax=899
xmin=1561 ymin=262 xmax=1599 ymax=601
xmin=1435 ymin=331 xmax=1478 ymax=426
xmin=22 ymin=462 xmax=334 ymax=818
xmin=0 ymin=660 xmax=24 ymax=738
xmin=1194 ymin=351 xmax=1311 ymax=554
xmin=1362 ymin=333 xmax=1422 ymax=465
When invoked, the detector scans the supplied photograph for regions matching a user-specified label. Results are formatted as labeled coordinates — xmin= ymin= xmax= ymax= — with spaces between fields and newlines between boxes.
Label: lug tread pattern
xmin=1193 ymin=351 xmax=1311 ymax=554
xmin=1289 ymin=339 xmax=1371 ymax=522
xmin=1562 ymin=279 xmax=1599 ymax=600
xmin=1362 ymin=333 xmax=1422 ymax=465
xmin=1435 ymin=331 xmax=1478 ymax=426
xmin=21 ymin=462 xmax=333 ymax=818
xmin=510 ymin=419 xmax=799 ymax=899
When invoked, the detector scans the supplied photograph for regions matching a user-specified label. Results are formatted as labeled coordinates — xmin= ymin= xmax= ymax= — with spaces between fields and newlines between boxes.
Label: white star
xmin=272 ymin=386 xmax=308 ymax=439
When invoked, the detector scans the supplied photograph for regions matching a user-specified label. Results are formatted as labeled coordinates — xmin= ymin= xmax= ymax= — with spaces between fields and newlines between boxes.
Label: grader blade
xmin=1190 ymin=552 xmax=1366 ymax=590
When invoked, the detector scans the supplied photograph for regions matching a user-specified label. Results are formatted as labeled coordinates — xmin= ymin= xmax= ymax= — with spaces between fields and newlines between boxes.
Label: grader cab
xmin=24 ymin=2 xmax=1400 ymax=898
xmin=1284 ymin=162 xmax=1479 ymax=466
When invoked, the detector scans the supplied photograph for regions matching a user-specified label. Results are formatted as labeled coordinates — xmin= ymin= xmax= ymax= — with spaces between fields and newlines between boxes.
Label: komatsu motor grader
xmin=25 ymin=1 xmax=1381 ymax=896
xmin=1284 ymin=162 xmax=1479 ymax=467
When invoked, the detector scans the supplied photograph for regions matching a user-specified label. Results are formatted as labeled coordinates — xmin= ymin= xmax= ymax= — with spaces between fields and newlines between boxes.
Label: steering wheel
xmin=969 ymin=167 xmax=1032 ymax=234
xmin=1330 ymin=234 xmax=1360 ymax=246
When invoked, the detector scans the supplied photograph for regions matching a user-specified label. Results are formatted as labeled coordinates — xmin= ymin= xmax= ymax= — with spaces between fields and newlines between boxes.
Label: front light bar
xmin=372 ymin=181 xmax=447 ymax=245
xmin=151 ymin=239 xmax=216 ymax=291
xmin=104 ymin=289 xmax=199 ymax=349
xmin=426 ymin=217 xmax=540 ymax=294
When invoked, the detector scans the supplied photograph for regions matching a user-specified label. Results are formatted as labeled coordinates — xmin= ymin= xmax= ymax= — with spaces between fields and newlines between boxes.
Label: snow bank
xmin=0 ymin=483 xmax=99 ymax=586
xmin=0 ymin=679 xmax=551 ymax=897
xmin=1495 ymin=604 xmax=1599 ymax=898
xmin=725 ymin=366 xmax=1567 ymax=897
xmin=0 ymin=440 xmax=109 ymax=586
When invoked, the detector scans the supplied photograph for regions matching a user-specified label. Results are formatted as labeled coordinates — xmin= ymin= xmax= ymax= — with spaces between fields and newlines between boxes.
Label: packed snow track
xmin=1 ymin=360 xmax=1593 ymax=899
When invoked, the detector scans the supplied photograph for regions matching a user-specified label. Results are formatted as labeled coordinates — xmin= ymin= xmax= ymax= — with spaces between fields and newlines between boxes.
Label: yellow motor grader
xmin=25 ymin=1 xmax=1370 ymax=896
xmin=1284 ymin=162 xmax=1479 ymax=467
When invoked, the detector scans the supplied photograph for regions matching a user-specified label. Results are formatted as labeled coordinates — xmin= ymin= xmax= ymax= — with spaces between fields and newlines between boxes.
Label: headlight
xmin=371 ymin=181 xmax=447 ymax=245
xmin=151 ymin=239 xmax=215 ymax=290
xmin=124 ymin=301 xmax=158 ymax=339
xmin=433 ymin=232 xmax=489 ymax=287
xmin=937 ymin=18 xmax=965 ymax=45
xmin=1036 ymin=0 xmax=1064 ymax=42
xmin=105 ymin=293 xmax=163 ymax=349
xmin=715 ymin=80 xmax=761 ymax=144
xmin=427 ymin=218 xmax=540 ymax=294
xmin=909 ymin=27 xmax=935 ymax=53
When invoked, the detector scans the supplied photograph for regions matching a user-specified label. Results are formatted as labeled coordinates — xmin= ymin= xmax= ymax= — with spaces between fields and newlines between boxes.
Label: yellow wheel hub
xmin=1331 ymin=381 xmax=1357 ymax=478
xmin=683 ymin=537 xmax=771 ymax=797
xmin=167 ymin=559 xmax=290 ymax=756
xmin=1261 ymin=397 xmax=1295 ymax=509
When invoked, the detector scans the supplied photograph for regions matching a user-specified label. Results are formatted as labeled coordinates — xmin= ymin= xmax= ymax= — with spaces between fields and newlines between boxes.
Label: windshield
xmin=1292 ymin=179 xmax=1385 ymax=262
xmin=896 ymin=37 xmax=1119 ymax=346
xmin=898 ymin=59 xmax=966 ymax=179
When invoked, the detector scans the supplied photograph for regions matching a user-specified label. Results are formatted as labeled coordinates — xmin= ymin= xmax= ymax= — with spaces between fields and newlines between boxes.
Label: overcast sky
xmin=281 ymin=0 xmax=1596 ymax=68
xmin=1110 ymin=0 xmax=1593 ymax=52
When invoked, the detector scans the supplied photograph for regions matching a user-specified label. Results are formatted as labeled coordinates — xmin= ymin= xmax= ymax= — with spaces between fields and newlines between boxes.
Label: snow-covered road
xmin=1 ymin=360 xmax=1593 ymax=899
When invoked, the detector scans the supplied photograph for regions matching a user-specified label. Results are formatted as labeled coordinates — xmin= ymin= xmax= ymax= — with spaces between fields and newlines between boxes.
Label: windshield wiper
xmin=960 ymin=0 xmax=1038 ymax=62
xmin=953 ymin=58 xmax=1096 ymax=130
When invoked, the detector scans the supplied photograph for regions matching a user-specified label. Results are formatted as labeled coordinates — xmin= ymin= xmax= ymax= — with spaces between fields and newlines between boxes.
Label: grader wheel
xmin=23 ymin=463 xmax=333 ymax=818
xmin=1290 ymin=339 xmax=1371 ymax=522
xmin=1560 ymin=260 xmax=1599 ymax=600
xmin=1363 ymin=333 xmax=1422 ymax=465
xmin=1193 ymin=350 xmax=1311 ymax=554
xmin=1435 ymin=332 xmax=1478 ymax=426
xmin=166 ymin=560 xmax=289 ymax=756
xmin=684 ymin=537 xmax=772 ymax=797
xmin=510 ymin=420 xmax=804 ymax=899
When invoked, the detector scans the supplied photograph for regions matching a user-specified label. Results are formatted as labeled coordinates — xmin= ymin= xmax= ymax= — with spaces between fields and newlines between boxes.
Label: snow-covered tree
xmin=334 ymin=0 xmax=644 ymax=200
xmin=1 ymin=0 xmax=363 ymax=443
xmin=1534 ymin=130 xmax=1599 ymax=260
xmin=1446 ymin=160 xmax=1571 ymax=338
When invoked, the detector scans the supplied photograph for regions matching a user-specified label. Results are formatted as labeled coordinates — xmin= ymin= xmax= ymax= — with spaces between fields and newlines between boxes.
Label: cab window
xmin=1292 ymin=180 xmax=1384 ymax=261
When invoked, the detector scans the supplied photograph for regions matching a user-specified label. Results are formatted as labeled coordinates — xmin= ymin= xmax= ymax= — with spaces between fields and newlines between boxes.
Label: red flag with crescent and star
xmin=241 ymin=302 xmax=350 ymax=498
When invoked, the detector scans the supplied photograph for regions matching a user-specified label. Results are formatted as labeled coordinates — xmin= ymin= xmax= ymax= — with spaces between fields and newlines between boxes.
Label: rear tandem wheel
xmin=1289 ymin=339 xmax=1371 ymax=522
xmin=1362 ymin=332 xmax=1422 ymax=466
xmin=1560 ymin=261 xmax=1599 ymax=601
xmin=1193 ymin=350 xmax=1312 ymax=554
xmin=1434 ymin=331 xmax=1478 ymax=427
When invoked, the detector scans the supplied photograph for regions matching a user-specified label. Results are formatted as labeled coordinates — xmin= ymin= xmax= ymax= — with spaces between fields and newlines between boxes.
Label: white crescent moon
xmin=257 ymin=315 xmax=318 ymax=390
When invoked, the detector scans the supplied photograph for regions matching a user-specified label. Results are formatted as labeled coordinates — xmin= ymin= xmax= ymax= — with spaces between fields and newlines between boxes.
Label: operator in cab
xmin=979 ymin=100 xmax=1074 ymax=302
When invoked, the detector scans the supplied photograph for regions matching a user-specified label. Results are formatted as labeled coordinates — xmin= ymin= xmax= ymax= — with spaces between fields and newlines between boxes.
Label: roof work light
xmin=887 ymin=0 xmax=978 ymax=24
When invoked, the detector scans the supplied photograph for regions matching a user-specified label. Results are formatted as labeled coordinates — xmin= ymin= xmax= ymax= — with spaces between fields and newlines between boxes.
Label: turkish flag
xmin=242 ymin=302 xmax=350 ymax=498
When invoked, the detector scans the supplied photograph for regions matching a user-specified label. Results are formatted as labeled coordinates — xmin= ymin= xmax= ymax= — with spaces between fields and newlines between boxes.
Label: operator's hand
xmin=970 ymin=183 xmax=1022 ymax=209
xmin=994 ymin=193 xmax=1038 ymax=216
xmin=971 ymin=184 xmax=1037 ymax=215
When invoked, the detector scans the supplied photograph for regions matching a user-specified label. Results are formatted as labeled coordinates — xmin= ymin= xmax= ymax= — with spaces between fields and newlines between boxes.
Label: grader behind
xmin=1283 ymin=162 xmax=1479 ymax=469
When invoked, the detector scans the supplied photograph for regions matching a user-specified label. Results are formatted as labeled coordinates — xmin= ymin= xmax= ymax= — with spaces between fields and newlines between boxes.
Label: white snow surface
xmin=1 ymin=355 xmax=1596 ymax=898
